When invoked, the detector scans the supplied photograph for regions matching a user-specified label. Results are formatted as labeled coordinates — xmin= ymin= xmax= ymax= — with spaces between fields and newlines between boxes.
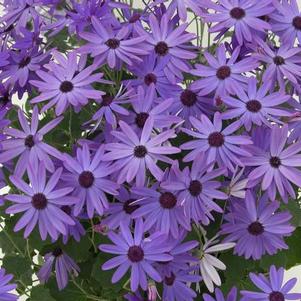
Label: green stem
xmin=71 ymin=279 xmax=106 ymax=301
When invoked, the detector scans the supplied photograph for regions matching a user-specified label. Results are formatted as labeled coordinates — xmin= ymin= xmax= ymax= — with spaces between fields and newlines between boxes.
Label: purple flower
xmin=203 ymin=0 xmax=273 ymax=45
xmin=0 ymin=50 xmax=10 ymax=68
xmin=254 ymin=40 xmax=301 ymax=90
xmin=0 ymin=268 xmax=18 ymax=301
xmin=203 ymin=287 xmax=238 ymax=301
xmin=244 ymin=125 xmax=301 ymax=201
xmin=127 ymin=53 xmax=182 ymax=98
xmin=1 ymin=47 xmax=50 ymax=88
xmin=241 ymin=265 xmax=301 ymax=301
xmin=80 ymin=16 xmax=149 ymax=69
xmin=99 ymin=219 xmax=173 ymax=292
xmin=102 ymin=186 xmax=139 ymax=230
xmin=169 ymin=88 xmax=214 ymax=128
xmin=167 ymin=0 xmax=206 ymax=21
xmin=181 ymin=112 xmax=252 ymax=172
xmin=92 ymin=86 xmax=135 ymax=129
xmin=190 ymin=44 xmax=258 ymax=97
xmin=161 ymin=155 xmax=227 ymax=225
xmin=271 ymin=0 xmax=301 ymax=47
xmin=126 ymin=85 xmax=181 ymax=132
xmin=161 ymin=268 xmax=201 ymax=301
xmin=131 ymin=185 xmax=191 ymax=238
xmin=221 ymin=191 xmax=294 ymax=260
xmin=221 ymin=77 xmax=291 ymax=131
xmin=30 ymin=51 xmax=105 ymax=115
xmin=62 ymin=144 xmax=119 ymax=218
xmin=5 ymin=163 xmax=77 ymax=240
xmin=0 ymin=106 xmax=63 ymax=176
xmin=136 ymin=13 xmax=196 ymax=83
xmin=102 ymin=117 xmax=180 ymax=186
xmin=38 ymin=248 xmax=80 ymax=290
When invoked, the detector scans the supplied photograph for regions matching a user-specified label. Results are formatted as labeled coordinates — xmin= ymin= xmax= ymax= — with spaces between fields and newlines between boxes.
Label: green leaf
xmin=63 ymin=235 xmax=92 ymax=263
xmin=30 ymin=286 xmax=56 ymax=301
xmin=3 ymin=255 xmax=32 ymax=285
xmin=285 ymin=199 xmax=301 ymax=227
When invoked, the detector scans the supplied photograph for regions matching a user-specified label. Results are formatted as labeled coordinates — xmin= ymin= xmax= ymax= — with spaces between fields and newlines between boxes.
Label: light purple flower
xmin=203 ymin=287 xmax=238 ymax=301
xmin=181 ymin=112 xmax=252 ymax=172
xmin=38 ymin=248 xmax=80 ymax=290
xmin=62 ymin=143 xmax=119 ymax=218
xmin=99 ymin=219 xmax=173 ymax=292
xmin=102 ymin=117 xmax=180 ymax=186
xmin=0 ymin=106 xmax=63 ymax=176
xmin=0 ymin=268 xmax=18 ymax=301
xmin=5 ymin=163 xmax=77 ymax=240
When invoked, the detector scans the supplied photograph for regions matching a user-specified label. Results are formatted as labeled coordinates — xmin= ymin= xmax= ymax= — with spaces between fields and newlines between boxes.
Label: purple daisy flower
xmin=0 ymin=268 xmax=18 ymax=301
xmin=126 ymin=85 xmax=181 ymax=132
xmin=190 ymin=44 xmax=258 ymax=97
xmin=221 ymin=77 xmax=291 ymax=131
xmin=181 ymin=112 xmax=252 ymax=172
xmin=0 ymin=106 xmax=63 ymax=176
xmin=80 ymin=16 xmax=149 ymax=69
xmin=161 ymin=268 xmax=201 ymax=301
xmin=167 ymin=0 xmax=206 ymax=21
xmin=241 ymin=265 xmax=301 ymax=301
xmin=136 ymin=13 xmax=196 ymax=83
xmin=62 ymin=143 xmax=119 ymax=218
xmin=131 ymin=184 xmax=191 ymax=238
xmin=1 ymin=46 xmax=50 ymax=88
xmin=127 ymin=53 xmax=182 ymax=98
xmin=254 ymin=40 xmax=301 ymax=90
xmin=203 ymin=287 xmax=238 ymax=301
xmin=161 ymin=154 xmax=227 ymax=225
xmin=169 ymin=87 xmax=214 ymax=128
xmin=38 ymin=248 xmax=80 ymax=290
xmin=99 ymin=219 xmax=173 ymax=292
xmin=244 ymin=125 xmax=301 ymax=201
xmin=5 ymin=163 xmax=77 ymax=240
xmin=102 ymin=186 xmax=139 ymax=230
xmin=271 ymin=0 xmax=301 ymax=47
xmin=102 ymin=117 xmax=180 ymax=186
xmin=92 ymin=85 xmax=135 ymax=129
xmin=221 ymin=191 xmax=294 ymax=260
xmin=30 ymin=51 xmax=105 ymax=115
xmin=203 ymin=0 xmax=273 ymax=45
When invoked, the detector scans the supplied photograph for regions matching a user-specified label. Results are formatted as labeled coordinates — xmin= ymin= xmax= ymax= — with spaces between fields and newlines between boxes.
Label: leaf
xmin=63 ymin=235 xmax=92 ymax=263
xmin=285 ymin=199 xmax=301 ymax=227
xmin=3 ymin=255 xmax=32 ymax=285
xmin=30 ymin=286 xmax=55 ymax=301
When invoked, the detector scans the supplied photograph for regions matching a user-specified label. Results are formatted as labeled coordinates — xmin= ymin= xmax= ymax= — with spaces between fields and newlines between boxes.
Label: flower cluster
xmin=0 ymin=0 xmax=301 ymax=300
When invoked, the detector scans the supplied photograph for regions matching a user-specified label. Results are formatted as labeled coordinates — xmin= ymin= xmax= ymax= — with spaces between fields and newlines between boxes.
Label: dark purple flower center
xmin=189 ymin=180 xmax=202 ymax=196
xmin=52 ymin=247 xmax=63 ymax=257
xmin=248 ymin=221 xmax=264 ymax=236
xmin=102 ymin=94 xmax=114 ymax=106
xmin=230 ymin=7 xmax=245 ymax=20
xmin=164 ymin=273 xmax=176 ymax=286
xmin=32 ymin=193 xmax=48 ymax=210
xmin=269 ymin=292 xmax=284 ymax=301
xmin=144 ymin=73 xmax=157 ymax=86
xmin=127 ymin=245 xmax=144 ymax=262
xmin=61 ymin=205 xmax=72 ymax=215
xmin=159 ymin=192 xmax=177 ymax=209
xmin=135 ymin=112 xmax=149 ymax=128
xmin=216 ymin=66 xmax=231 ymax=80
xmin=24 ymin=135 xmax=35 ymax=148
xmin=0 ymin=94 xmax=10 ymax=106
xmin=60 ymin=81 xmax=74 ymax=93
xmin=19 ymin=57 xmax=31 ymax=68
xmin=155 ymin=41 xmax=169 ymax=56
xmin=134 ymin=145 xmax=148 ymax=158
xmin=273 ymin=56 xmax=285 ymax=66
xmin=180 ymin=90 xmax=197 ymax=107
xmin=246 ymin=100 xmax=262 ymax=113
xmin=123 ymin=199 xmax=140 ymax=214
xmin=129 ymin=13 xmax=141 ymax=23
xmin=293 ymin=16 xmax=301 ymax=30
xmin=78 ymin=171 xmax=95 ymax=188
xmin=105 ymin=38 xmax=120 ymax=49
xmin=208 ymin=132 xmax=224 ymax=147
xmin=269 ymin=156 xmax=281 ymax=168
